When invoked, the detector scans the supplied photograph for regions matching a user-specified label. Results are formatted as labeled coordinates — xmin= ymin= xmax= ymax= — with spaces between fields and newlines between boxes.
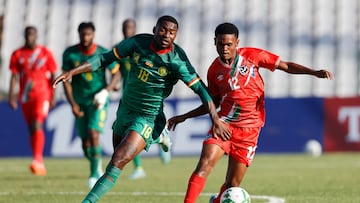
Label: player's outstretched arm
xmin=277 ymin=61 xmax=334 ymax=80
xmin=52 ymin=62 xmax=92 ymax=88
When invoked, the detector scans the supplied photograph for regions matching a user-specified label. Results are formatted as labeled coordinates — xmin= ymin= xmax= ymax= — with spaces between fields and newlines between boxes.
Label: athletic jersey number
xmin=246 ymin=145 xmax=257 ymax=160
xmin=141 ymin=124 xmax=153 ymax=138
xmin=228 ymin=77 xmax=240 ymax=90
xmin=138 ymin=68 xmax=149 ymax=82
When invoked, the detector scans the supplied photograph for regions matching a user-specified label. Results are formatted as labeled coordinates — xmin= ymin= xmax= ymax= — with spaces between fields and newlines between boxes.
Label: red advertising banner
xmin=324 ymin=97 xmax=360 ymax=151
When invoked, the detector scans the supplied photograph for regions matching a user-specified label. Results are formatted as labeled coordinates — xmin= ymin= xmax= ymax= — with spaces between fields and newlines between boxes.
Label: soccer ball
xmin=220 ymin=187 xmax=251 ymax=203
xmin=304 ymin=139 xmax=322 ymax=157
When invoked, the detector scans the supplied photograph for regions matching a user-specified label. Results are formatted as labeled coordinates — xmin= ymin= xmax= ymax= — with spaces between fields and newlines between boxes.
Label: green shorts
xmin=112 ymin=105 xmax=166 ymax=151
xmin=75 ymin=102 xmax=108 ymax=139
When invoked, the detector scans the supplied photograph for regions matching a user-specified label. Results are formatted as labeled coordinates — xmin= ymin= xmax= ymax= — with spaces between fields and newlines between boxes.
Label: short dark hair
xmin=24 ymin=26 xmax=37 ymax=35
xmin=215 ymin=23 xmax=239 ymax=38
xmin=156 ymin=15 xmax=178 ymax=28
xmin=78 ymin=22 xmax=95 ymax=33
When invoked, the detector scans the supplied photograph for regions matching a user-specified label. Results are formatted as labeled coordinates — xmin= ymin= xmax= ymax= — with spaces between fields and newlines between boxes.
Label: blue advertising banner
xmin=0 ymin=97 xmax=324 ymax=157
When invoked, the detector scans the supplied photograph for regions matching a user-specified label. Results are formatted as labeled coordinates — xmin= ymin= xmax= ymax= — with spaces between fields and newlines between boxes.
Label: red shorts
xmin=204 ymin=124 xmax=261 ymax=166
xmin=21 ymin=100 xmax=50 ymax=124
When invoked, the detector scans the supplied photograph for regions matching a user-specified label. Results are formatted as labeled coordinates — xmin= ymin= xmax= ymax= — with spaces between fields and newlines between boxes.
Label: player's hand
xmin=9 ymin=98 xmax=17 ymax=110
xmin=167 ymin=115 xmax=187 ymax=131
xmin=212 ymin=119 xmax=231 ymax=141
xmin=72 ymin=104 xmax=84 ymax=118
xmin=93 ymin=89 xmax=109 ymax=109
xmin=315 ymin=70 xmax=334 ymax=80
xmin=52 ymin=72 xmax=73 ymax=88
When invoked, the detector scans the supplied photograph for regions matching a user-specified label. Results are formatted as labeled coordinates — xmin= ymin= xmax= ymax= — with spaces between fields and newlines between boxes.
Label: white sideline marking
xmin=0 ymin=191 xmax=285 ymax=203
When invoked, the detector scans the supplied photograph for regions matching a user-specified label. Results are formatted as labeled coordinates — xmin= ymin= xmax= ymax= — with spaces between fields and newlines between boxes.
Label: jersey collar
xmin=78 ymin=43 xmax=97 ymax=56
xmin=150 ymin=41 xmax=173 ymax=54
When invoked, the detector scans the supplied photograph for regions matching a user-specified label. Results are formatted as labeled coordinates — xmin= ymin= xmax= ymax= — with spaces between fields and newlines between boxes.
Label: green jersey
xmin=89 ymin=34 xmax=212 ymax=115
xmin=62 ymin=44 xmax=117 ymax=105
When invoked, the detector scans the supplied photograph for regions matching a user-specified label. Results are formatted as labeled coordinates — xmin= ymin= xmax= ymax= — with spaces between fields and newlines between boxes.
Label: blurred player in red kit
xmin=168 ymin=22 xmax=333 ymax=203
xmin=8 ymin=26 xmax=58 ymax=176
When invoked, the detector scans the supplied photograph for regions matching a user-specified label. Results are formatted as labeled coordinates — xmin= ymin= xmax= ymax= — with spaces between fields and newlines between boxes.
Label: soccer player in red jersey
xmin=168 ymin=23 xmax=333 ymax=203
xmin=9 ymin=26 xmax=58 ymax=176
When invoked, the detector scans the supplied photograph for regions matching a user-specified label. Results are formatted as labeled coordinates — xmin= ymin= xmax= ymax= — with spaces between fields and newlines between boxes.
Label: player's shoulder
xmin=36 ymin=45 xmax=53 ymax=53
xmin=238 ymin=47 xmax=269 ymax=56
xmin=95 ymin=44 xmax=110 ymax=53
xmin=208 ymin=57 xmax=222 ymax=72
xmin=63 ymin=44 xmax=79 ymax=53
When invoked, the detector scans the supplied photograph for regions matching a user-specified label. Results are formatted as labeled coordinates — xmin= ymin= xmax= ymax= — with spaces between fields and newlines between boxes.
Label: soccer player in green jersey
xmin=53 ymin=15 xmax=230 ymax=203
xmin=119 ymin=18 xmax=172 ymax=180
xmin=61 ymin=22 xmax=120 ymax=188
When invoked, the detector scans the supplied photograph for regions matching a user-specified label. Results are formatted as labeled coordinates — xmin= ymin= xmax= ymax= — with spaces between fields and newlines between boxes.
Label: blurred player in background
xmin=53 ymin=15 xmax=230 ymax=203
xmin=8 ymin=26 xmax=58 ymax=176
xmin=119 ymin=18 xmax=172 ymax=180
xmin=61 ymin=22 xmax=120 ymax=188
xmin=167 ymin=22 xmax=334 ymax=203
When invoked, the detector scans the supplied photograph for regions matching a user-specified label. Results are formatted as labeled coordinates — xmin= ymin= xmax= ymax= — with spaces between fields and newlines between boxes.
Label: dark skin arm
xmin=53 ymin=62 xmax=92 ymax=88
xmin=202 ymin=97 xmax=230 ymax=140
xmin=63 ymin=79 xmax=84 ymax=118
xmin=276 ymin=61 xmax=334 ymax=79
xmin=49 ymin=73 xmax=57 ymax=108
xmin=168 ymin=94 xmax=230 ymax=140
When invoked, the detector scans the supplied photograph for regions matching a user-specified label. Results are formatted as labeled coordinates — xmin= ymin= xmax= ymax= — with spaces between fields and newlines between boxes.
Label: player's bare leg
xmin=82 ymin=131 xmax=146 ymax=203
xmin=211 ymin=155 xmax=248 ymax=203
xmin=184 ymin=143 xmax=225 ymax=203
xmin=28 ymin=120 xmax=46 ymax=176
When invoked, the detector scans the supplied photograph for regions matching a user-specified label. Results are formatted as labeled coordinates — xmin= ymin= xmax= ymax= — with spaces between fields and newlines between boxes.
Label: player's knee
xmin=195 ymin=158 xmax=215 ymax=177
xmin=110 ymin=151 xmax=133 ymax=169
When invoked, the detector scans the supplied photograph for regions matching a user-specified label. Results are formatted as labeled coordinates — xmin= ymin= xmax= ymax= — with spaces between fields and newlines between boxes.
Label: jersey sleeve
xmin=9 ymin=51 xmax=19 ymax=74
xmin=114 ymin=36 xmax=136 ymax=59
xmin=45 ymin=48 xmax=58 ymax=73
xmin=174 ymin=47 xmax=213 ymax=103
xmin=238 ymin=47 xmax=280 ymax=71
xmin=87 ymin=50 xmax=118 ymax=72
xmin=98 ymin=45 xmax=120 ymax=74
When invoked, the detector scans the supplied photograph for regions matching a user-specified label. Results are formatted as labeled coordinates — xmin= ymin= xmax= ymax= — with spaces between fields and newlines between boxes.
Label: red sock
xmin=184 ymin=173 xmax=206 ymax=203
xmin=213 ymin=183 xmax=227 ymax=203
xmin=30 ymin=129 xmax=45 ymax=162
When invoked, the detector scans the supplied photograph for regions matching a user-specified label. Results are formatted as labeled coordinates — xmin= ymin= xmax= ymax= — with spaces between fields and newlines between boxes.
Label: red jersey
xmin=207 ymin=47 xmax=280 ymax=127
xmin=9 ymin=45 xmax=57 ymax=103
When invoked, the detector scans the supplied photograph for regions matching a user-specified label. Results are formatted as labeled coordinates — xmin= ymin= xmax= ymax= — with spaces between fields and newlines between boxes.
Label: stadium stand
xmin=0 ymin=0 xmax=359 ymax=99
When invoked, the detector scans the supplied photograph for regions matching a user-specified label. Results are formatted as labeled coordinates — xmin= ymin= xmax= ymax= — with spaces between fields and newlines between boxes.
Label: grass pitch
xmin=0 ymin=153 xmax=359 ymax=203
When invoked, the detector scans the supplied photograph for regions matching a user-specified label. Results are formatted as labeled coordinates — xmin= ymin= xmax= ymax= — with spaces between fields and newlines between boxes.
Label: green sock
xmin=89 ymin=146 xmax=103 ymax=178
xmin=133 ymin=154 xmax=142 ymax=168
xmin=83 ymin=147 xmax=91 ymax=160
xmin=82 ymin=164 xmax=121 ymax=203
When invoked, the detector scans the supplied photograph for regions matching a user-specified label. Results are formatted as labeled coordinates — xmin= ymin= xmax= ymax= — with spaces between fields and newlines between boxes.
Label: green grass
xmin=0 ymin=153 xmax=359 ymax=203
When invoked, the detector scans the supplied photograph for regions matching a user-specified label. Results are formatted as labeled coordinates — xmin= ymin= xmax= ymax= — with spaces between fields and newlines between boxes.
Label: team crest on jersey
xmin=217 ymin=75 xmax=224 ymax=81
xmin=238 ymin=65 xmax=249 ymax=75
xmin=74 ymin=61 xmax=80 ymax=67
xmin=158 ymin=66 xmax=168 ymax=76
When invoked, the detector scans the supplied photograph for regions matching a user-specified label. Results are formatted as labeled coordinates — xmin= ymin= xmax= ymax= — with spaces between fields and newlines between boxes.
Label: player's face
xmin=123 ymin=21 xmax=136 ymax=39
xmin=79 ymin=28 xmax=95 ymax=48
xmin=215 ymin=34 xmax=239 ymax=64
xmin=25 ymin=29 xmax=37 ymax=48
xmin=153 ymin=21 xmax=178 ymax=50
